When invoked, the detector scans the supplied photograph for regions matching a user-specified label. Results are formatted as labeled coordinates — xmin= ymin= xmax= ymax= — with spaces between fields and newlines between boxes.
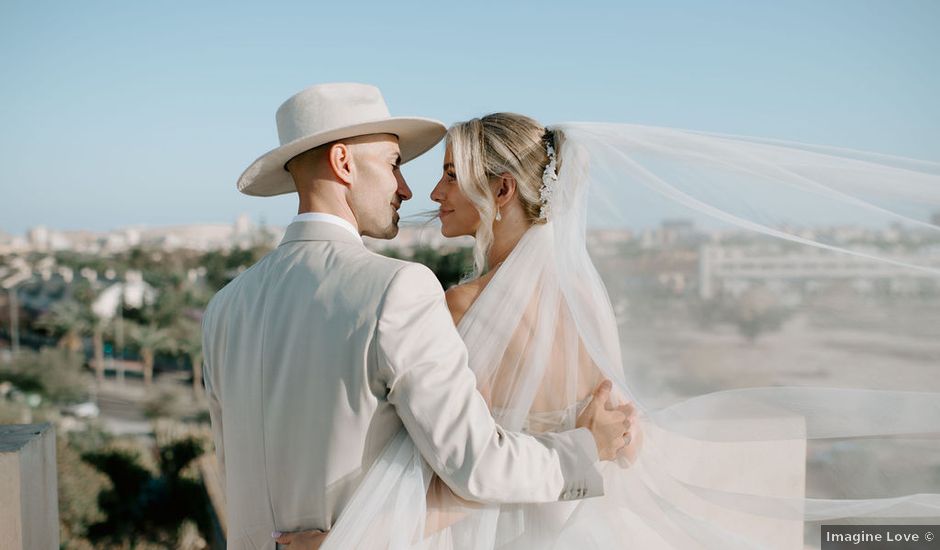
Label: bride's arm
xmin=419 ymin=283 xmax=490 ymax=537
xmin=424 ymin=472 xmax=486 ymax=536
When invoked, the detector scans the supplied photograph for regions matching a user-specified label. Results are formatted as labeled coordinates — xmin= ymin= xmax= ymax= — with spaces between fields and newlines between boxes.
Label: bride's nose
xmin=430 ymin=178 xmax=446 ymax=203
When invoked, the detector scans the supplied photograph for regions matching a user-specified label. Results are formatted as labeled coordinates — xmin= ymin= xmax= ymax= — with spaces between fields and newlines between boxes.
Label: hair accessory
xmin=538 ymin=136 xmax=559 ymax=220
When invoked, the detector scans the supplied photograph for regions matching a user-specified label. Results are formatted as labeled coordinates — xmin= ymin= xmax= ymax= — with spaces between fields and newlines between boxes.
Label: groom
xmin=202 ymin=83 xmax=630 ymax=549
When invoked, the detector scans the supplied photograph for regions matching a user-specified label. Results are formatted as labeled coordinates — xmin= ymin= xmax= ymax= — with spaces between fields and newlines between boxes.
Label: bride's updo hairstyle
xmin=447 ymin=112 xmax=557 ymax=276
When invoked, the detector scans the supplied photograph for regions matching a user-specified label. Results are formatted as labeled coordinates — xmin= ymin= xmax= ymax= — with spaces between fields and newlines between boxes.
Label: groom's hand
xmin=576 ymin=380 xmax=631 ymax=461
xmin=614 ymin=402 xmax=643 ymax=465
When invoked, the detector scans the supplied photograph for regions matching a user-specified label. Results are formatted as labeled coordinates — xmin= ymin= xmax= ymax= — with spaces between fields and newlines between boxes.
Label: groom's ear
xmin=495 ymin=173 xmax=517 ymax=206
xmin=328 ymin=142 xmax=355 ymax=186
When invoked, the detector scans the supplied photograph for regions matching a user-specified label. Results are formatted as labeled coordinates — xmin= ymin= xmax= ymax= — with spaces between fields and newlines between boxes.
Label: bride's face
xmin=430 ymin=145 xmax=481 ymax=237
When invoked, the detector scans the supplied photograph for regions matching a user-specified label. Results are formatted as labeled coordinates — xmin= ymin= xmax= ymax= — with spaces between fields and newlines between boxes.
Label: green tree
xmin=128 ymin=322 xmax=174 ymax=386
xmin=202 ymin=244 xmax=274 ymax=291
xmin=732 ymin=287 xmax=788 ymax=344
xmin=90 ymin=316 xmax=109 ymax=385
xmin=56 ymin=280 xmax=110 ymax=384
xmin=81 ymin=437 xmax=210 ymax=546
xmin=0 ymin=348 xmax=90 ymax=404
xmin=145 ymin=284 xmax=187 ymax=328
xmin=173 ymin=317 xmax=205 ymax=399
xmin=401 ymin=246 xmax=474 ymax=289
xmin=37 ymin=300 xmax=90 ymax=362
xmin=57 ymin=431 xmax=109 ymax=544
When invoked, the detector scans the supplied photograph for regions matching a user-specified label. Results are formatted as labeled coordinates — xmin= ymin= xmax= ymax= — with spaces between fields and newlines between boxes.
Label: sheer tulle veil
xmin=319 ymin=122 xmax=940 ymax=549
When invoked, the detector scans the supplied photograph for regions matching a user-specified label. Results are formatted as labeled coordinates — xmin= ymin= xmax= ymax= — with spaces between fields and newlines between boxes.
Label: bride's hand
xmin=273 ymin=529 xmax=328 ymax=549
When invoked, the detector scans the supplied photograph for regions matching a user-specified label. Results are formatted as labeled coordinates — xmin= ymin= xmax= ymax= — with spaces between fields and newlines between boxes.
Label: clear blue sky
xmin=1 ymin=0 xmax=938 ymax=235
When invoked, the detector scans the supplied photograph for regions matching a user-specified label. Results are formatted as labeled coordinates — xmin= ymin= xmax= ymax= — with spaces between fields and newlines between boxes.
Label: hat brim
xmin=237 ymin=117 xmax=447 ymax=197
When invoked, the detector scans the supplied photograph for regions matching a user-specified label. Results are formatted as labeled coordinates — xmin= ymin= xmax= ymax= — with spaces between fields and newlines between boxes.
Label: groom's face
xmin=348 ymin=134 xmax=412 ymax=239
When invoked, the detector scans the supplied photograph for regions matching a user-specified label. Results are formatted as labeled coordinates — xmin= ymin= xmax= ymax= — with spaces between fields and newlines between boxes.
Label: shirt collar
xmin=291 ymin=212 xmax=363 ymax=244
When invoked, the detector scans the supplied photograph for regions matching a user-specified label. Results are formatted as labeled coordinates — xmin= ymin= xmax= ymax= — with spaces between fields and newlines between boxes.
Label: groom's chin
xmin=368 ymin=222 xmax=399 ymax=240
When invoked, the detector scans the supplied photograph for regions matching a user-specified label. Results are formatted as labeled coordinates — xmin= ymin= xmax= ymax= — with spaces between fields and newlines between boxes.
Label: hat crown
xmin=275 ymin=83 xmax=392 ymax=146
xmin=238 ymin=82 xmax=445 ymax=197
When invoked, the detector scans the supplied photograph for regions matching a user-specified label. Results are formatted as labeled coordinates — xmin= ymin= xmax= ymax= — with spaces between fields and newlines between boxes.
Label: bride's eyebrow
xmin=443 ymin=162 xmax=455 ymax=170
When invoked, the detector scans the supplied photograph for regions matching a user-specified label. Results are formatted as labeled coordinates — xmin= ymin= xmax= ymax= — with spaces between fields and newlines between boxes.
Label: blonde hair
xmin=447 ymin=113 xmax=556 ymax=277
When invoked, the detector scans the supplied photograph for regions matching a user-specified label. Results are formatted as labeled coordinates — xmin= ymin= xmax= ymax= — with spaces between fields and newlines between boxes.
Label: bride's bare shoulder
xmin=444 ymin=281 xmax=480 ymax=326
xmin=444 ymin=270 xmax=497 ymax=325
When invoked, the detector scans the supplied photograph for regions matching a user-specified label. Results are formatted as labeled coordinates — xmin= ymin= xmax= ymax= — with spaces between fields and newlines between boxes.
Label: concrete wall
xmin=0 ymin=423 xmax=59 ymax=550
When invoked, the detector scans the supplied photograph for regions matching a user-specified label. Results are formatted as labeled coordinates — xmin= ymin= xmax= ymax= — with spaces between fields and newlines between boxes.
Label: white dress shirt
xmin=292 ymin=212 xmax=362 ymax=244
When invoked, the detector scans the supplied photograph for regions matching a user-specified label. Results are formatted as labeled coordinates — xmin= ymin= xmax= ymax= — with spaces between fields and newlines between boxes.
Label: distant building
xmin=27 ymin=226 xmax=49 ymax=251
xmin=639 ymin=219 xmax=700 ymax=249
xmin=9 ymin=215 xmax=285 ymax=254
xmin=661 ymin=219 xmax=695 ymax=244
xmin=699 ymin=244 xmax=940 ymax=300
xmin=586 ymin=229 xmax=634 ymax=256
xmin=234 ymin=213 xmax=252 ymax=236
xmin=91 ymin=270 xmax=157 ymax=320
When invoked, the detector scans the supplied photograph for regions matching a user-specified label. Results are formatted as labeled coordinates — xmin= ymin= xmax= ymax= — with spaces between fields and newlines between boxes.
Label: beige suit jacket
xmin=202 ymin=220 xmax=603 ymax=549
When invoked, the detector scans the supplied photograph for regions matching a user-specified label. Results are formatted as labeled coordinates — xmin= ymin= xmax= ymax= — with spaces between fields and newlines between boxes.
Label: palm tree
xmin=91 ymin=317 xmax=107 ymax=384
xmin=128 ymin=322 xmax=173 ymax=386
xmin=81 ymin=435 xmax=210 ymax=544
xmin=173 ymin=318 xmax=204 ymax=399
xmin=38 ymin=300 xmax=91 ymax=363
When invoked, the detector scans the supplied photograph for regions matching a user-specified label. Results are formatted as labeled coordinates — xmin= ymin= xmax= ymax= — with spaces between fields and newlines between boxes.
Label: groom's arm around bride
xmin=373 ymin=261 xmax=627 ymax=502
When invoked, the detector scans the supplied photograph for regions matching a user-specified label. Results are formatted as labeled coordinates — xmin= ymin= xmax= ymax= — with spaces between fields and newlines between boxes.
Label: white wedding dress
xmin=320 ymin=124 xmax=940 ymax=549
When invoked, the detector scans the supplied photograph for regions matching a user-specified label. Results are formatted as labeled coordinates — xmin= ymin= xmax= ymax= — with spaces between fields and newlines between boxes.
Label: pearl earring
xmin=496 ymin=209 xmax=502 ymax=222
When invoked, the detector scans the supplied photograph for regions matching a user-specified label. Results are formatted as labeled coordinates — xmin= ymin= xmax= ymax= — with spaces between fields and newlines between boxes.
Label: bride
xmin=280 ymin=113 xmax=940 ymax=549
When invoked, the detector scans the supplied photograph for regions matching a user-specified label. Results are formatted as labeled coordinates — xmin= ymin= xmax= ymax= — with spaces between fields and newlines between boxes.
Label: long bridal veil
xmin=320 ymin=123 xmax=940 ymax=549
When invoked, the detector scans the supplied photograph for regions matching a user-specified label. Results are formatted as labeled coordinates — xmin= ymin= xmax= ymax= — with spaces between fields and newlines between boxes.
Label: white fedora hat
xmin=237 ymin=82 xmax=447 ymax=196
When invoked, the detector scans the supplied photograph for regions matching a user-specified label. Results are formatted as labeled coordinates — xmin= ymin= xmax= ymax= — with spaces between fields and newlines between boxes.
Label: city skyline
xmin=2 ymin=1 xmax=939 ymax=235
xmin=4 ymin=212 xmax=938 ymax=256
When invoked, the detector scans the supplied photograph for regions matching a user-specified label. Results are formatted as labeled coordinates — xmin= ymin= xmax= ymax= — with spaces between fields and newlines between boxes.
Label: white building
xmin=91 ymin=270 xmax=157 ymax=320
xmin=699 ymin=244 xmax=940 ymax=300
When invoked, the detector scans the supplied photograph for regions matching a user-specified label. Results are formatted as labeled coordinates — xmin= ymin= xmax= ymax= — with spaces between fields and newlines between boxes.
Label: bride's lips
xmin=439 ymin=209 xmax=454 ymax=218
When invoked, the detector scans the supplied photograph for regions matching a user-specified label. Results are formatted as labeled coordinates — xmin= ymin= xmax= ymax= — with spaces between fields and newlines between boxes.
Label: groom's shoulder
xmin=361 ymin=251 xmax=442 ymax=293
xmin=348 ymin=249 xmax=444 ymax=302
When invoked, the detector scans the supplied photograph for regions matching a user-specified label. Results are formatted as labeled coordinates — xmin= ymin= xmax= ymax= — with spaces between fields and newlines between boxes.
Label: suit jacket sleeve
xmin=202 ymin=314 xmax=226 ymax=482
xmin=376 ymin=263 xmax=604 ymax=503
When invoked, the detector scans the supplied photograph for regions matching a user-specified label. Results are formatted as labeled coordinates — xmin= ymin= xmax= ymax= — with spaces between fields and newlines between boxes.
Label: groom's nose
xmin=397 ymin=175 xmax=413 ymax=202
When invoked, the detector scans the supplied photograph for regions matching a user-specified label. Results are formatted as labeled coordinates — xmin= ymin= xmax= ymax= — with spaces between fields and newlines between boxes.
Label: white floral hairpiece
xmin=538 ymin=140 xmax=558 ymax=220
